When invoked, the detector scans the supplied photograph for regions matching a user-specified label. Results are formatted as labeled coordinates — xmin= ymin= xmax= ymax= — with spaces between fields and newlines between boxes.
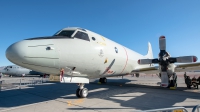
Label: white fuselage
xmin=6 ymin=28 xmax=151 ymax=79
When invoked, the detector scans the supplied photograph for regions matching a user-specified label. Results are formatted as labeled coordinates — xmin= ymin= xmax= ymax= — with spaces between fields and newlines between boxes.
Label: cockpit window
xmin=4 ymin=66 xmax=12 ymax=69
xmin=74 ymin=31 xmax=90 ymax=41
xmin=54 ymin=30 xmax=75 ymax=37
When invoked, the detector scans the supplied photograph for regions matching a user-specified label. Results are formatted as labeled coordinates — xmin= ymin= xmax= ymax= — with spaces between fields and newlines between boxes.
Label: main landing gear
xmin=99 ymin=77 xmax=107 ymax=83
xmin=76 ymin=83 xmax=88 ymax=98
xmin=168 ymin=73 xmax=177 ymax=88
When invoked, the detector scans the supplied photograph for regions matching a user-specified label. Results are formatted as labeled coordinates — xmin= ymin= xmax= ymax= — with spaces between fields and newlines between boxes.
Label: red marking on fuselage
xmin=120 ymin=47 xmax=128 ymax=74
xmin=60 ymin=71 xmax=64 ymax=81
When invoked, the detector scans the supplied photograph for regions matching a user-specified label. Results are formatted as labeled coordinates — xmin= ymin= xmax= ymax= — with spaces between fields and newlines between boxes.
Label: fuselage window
xmin=54 ymin=30 xmax=75 ymax=37
xmin=92 ymin=37 xmax=96 ymax=41
xmin=74 ymin=31 xmax=90 ymax=41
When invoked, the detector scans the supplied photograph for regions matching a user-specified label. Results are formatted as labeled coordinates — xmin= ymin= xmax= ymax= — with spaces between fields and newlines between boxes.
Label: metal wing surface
xmin=131 ymin=66 xmax=159 ymax=74
xmin=175 ymin=62 xmax=200 ymax=72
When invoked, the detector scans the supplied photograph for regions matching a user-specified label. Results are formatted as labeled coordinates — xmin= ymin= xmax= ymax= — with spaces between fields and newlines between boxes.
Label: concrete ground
xmin=0 ymin=74 xmax=200 ymax=112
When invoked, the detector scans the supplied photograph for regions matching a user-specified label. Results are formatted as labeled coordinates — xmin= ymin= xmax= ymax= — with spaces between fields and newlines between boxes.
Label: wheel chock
xmin=170 ymin=87 xmax=176 ymax=90
xmin=98 ymin=82 xmax=101 ymax=84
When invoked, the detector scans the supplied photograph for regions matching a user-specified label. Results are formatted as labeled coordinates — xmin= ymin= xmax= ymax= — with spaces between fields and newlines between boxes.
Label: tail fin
xmin=145 ymin=42 xmax=153 ymax=59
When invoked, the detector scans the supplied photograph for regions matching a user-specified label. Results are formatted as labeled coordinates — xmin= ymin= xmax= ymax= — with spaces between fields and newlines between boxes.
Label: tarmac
xmin=0 ymin=73 xmax=200 ymax=112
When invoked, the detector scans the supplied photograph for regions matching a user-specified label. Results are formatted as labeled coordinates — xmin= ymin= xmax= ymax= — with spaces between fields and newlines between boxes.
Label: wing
xmin=175 ymin=62 xmax=200 ymax=72
xmin=131 ymin=66 xmax=159 ymax=74
xmin=131 ymin=62 xmax=200 ymax=74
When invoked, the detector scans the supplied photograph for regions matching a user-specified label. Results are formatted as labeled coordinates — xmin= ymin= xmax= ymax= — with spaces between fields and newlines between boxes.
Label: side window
xmin=74 ymin=31 xmax=90 ymax=41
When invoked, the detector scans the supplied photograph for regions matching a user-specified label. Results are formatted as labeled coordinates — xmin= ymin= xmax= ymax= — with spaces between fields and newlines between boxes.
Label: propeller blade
xmin=138 ymin=59 xmax=159 ymax=64
xmin=138 ymin=59 xmax=152 ymax=64
xmin=168 ymin=56 xmax=198 ymax=63
xmin=176 ymin=56 xmax=197 ymax=63
xmin=159 ymin=36 xmax=166 ymax=51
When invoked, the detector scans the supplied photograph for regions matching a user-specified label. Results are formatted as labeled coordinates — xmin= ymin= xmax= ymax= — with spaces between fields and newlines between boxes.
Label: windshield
xmin=54 ymin=30 xmax=75 ymax=37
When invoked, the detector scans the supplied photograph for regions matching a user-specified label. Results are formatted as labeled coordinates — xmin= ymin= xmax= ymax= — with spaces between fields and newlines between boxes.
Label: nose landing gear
xmin=76 ymin=83 xmax=88 ymax=98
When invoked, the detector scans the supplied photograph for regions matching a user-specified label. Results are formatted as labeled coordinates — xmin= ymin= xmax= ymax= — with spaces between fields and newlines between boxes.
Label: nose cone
xmin=6 ymin=39 xmax=59 ymax=75
xmin=6 ymin=41 xmax=27 ymax=65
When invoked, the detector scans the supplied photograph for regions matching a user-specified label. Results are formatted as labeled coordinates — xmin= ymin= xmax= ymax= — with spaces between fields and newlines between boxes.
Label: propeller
xmin=137 ymin=36 xmax=198 ymax=87
xmin=138 ymin=36 xmax=198 ymax=71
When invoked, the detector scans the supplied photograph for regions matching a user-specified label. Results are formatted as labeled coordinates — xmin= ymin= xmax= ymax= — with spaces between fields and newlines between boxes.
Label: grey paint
xmin=0 ymin=65 xmax=45 ymax=76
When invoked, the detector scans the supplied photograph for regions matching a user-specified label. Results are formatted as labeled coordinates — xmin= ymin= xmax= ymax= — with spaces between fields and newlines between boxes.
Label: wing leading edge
xmin=131 ymin=66 xmax=159 ymax=74
xmin=175 ymin=62 xmax=200 ymax=72
xmin=131 ymin=62 xmax=200 ymax=74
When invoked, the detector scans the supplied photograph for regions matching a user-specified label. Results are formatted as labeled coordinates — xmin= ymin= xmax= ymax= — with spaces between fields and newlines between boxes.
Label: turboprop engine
xmin=138 ymin=36 xmax=197 ymax=88
xmin=138 ymin=36 xmax=197 ymax=70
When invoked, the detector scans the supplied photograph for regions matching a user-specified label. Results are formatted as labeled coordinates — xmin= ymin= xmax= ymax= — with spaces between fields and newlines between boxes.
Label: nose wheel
xmin=76 ymin=83 xmax=88 ymax=98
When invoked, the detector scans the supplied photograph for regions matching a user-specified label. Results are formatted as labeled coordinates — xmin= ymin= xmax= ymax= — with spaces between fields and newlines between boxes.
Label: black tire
xmin=76 ymin=88 xmax=81 ymax=98
xmin=102 ymin=78 xmax=107 ymax=83
xmin=80 ymin=88 xmax=88 ymax=98
xmin=99 ymin=78 xmax=102 ymax=83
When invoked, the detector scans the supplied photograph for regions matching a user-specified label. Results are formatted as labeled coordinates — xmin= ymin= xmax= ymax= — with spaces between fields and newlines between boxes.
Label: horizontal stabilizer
xmin=60 ymin=77 xmax=89 ymax=84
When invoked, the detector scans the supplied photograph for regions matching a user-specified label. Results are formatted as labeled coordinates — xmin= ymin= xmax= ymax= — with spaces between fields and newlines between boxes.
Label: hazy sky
xmin=0 ymin=0 xmax=200 ymax=66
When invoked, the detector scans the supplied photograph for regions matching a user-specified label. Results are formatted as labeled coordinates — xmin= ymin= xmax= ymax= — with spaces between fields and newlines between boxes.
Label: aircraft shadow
xmin=0 ymin=78 xmax=199 ymax=111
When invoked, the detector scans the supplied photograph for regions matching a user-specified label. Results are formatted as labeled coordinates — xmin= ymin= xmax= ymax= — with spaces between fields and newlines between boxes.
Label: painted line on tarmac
xmin=0 ymin=101 xmax=50 ymax=112
xmin=0 ymin=89 xmax=88 ymax=112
